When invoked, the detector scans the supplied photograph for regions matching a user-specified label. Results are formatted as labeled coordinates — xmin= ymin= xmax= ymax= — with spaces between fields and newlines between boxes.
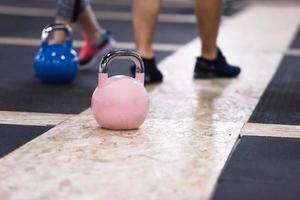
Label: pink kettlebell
xmin=91 ymin=49 xmax=149 ymax=130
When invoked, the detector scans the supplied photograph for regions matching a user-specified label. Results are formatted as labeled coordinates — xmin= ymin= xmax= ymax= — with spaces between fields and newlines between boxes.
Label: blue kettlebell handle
xmin=100 ymin=49 xmax=145 ymax=74
xmin=41 ymin=24 xmax=73 ymax=49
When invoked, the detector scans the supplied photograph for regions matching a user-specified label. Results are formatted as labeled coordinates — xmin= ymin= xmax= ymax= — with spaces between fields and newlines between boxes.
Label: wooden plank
xmin=241 ymin=123 xmax=300 ymax=138
xmin=0 ymin=5 xmax=196 ymax=23
xmin=0 ymin=111 xmax=75 ymax=126
xmin=0 ymin=37 xmax=181 ymax=52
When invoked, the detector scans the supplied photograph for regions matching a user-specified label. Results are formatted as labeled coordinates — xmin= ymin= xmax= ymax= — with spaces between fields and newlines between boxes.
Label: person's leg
xmin=194 ymin=0 xmax=240 ymax=78
xmin=196 ymin=0 xmax=221 ymax=60
xmin=133 ymin=0 xmax=160 ymax=58
xmin=132 ymin=0 xmax=163 ymax=83
xmin=76 ymin=2 xmax=116 ymax=69
xmin=54 ymin=0 xmax=115 ymax=69
xmin=53 ymin=0 xmax=76 ymax=43
xmin=77 ymin=4 xmax=104 ymax=43
xmin=55 ymin=0 xmax=104 ymax=41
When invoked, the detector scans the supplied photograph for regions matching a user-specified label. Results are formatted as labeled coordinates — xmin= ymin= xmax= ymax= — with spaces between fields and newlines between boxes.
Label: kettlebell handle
xmin=99 ymin=49 xmax=144 ymax=74
xmin=41 ymin=23 xmax=72 ymax=42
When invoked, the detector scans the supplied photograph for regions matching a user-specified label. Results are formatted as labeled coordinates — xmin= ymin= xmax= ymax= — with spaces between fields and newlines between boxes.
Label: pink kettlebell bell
xmin=91 ymin=49 xmax=149 ymax=130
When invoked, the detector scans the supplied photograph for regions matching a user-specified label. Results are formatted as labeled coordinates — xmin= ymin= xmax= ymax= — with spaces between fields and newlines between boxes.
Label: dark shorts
xmin=56 ymin=0 xmax=89 ymax=22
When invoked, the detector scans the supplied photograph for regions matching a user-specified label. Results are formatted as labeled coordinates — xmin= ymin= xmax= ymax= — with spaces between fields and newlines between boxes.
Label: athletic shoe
xmin=194 ymin=48 xmax=241 ymax=78
xmin=131 ymin=57 xmax=163 ymax=84
xmin=79 ymin=31 xmax=116 ymax=70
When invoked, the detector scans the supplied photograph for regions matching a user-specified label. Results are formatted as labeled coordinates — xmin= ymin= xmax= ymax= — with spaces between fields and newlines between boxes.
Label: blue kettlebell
xmin=34 ymin=24 xmax=78 ymax=84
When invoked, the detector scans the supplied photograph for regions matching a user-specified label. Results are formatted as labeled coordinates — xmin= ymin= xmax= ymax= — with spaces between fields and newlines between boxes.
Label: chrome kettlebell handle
xmin=41 ymin=23 xmax=72 ymax=42
xmin=99 ymin=49 xmax=144 ymax=74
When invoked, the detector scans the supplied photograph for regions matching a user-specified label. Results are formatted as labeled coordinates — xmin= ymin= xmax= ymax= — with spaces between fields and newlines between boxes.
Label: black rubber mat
xmin=249 ymin=55 xmax=300 ymax=125
xmin=0 ymin=0 xmax=195 ymax=14
xmin=0 ymin=44 xmax=170 ymax=114
xmin=0 ymin=0 xmax=243 ymax=17
xmin=223 ymin=0 xmax=246 ymax=16
xmin=212 ymin=136 xmax=300 ymax=200
xmin=0 ymin=0 xmax=243 ymax=16
xmin=0 ymin=14 xmax=197 ymax=44
xmin=290 ymin=27 xmax=300 ymax=49
xmin=0 ymin=124 xmax=52 ymax=158
xmin=0 ymin=6 xmax=189 ymax=114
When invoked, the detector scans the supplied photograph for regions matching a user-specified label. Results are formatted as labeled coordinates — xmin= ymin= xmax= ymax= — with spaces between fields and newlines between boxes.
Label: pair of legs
xmin=133 ymin=0 xmax=222 ymax=60
xmin=53 ymin=0 xmax=239 ymax=79
xmin=54 ymin=0 xmax=103 ymax=43
xmin=54 ymin=0 xmax=115 ymax=69
xmin=132 ymin=0 xmax=240 ymax=82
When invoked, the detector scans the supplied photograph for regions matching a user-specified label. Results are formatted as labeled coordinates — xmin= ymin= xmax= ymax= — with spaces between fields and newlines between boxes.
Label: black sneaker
xmin=194 ymin=48 xmax=241 ymax=78
xmin=131 ymin=57 xmax=163 ymax=84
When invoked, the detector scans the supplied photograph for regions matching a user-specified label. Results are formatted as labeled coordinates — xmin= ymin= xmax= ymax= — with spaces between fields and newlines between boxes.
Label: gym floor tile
xmin=212 ymin=136 xmax=300 ymax=200
xmin=0 ymin=44 xmax=170 ymax=114
xmin=0 ymin=124 xmax=52 ymax=158
xmin=249 ymin=55 xmax=300 ymax=125
xmin=289 ymin=26 xmax=300 ymax=49
xmin=0 ymin=14 xmax=198 ymax=44
xmin=0 ymin=0 xmax=195 ymax=14
xmin=213 ymin=180 xmax=300 ymax=200
xmin=241 ymin=123 xmax=300 ymax=138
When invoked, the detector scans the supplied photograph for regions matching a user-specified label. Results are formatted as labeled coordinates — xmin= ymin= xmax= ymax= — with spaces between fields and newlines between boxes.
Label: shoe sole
xmin=193 ymin=71 xmax=217 ymax=79
xmin=79 ymin=40 xmax=116 ymax=71
xmin=144 ymin=79 xmax=163 ymax=84
xmin=193 ymin=71 xmax=240 ymax=79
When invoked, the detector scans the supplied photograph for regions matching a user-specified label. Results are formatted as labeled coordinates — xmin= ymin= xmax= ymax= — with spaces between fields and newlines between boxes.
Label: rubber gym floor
xmin=0 ymin=0 xmax=299 ymax=199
